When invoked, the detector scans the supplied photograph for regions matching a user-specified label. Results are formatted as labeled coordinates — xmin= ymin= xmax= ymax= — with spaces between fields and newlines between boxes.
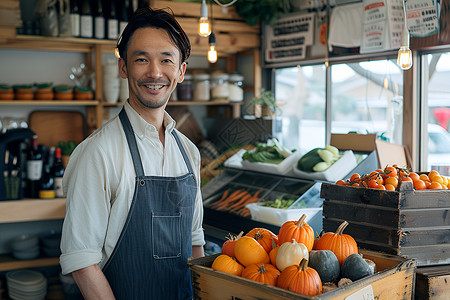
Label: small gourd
xmin=234 ymin=236 xmax=270 ymax=267
xmin=278 ymin=214 xmax=315 ymax=251
xmin=211 ymin=254 xmax=244 ymax=276
xmin=315 ymin=221 xmax=358 ymax=265
xmin=241 ymin=263 xmax=280 ymax=286
xmin=268 ymin=238 xmax=279 ymax=266
xmin=276 ymin=239 xmax=308 ymax=271
xmin=277 ymin=258 xmax=322 ymax=296
xmin=340 ymin=253 xmax=374 ymax=281
xmin=308 ymin=250 xmax=340 ymax=283
xmin=222 ymin=231 xmax=243 ymax=258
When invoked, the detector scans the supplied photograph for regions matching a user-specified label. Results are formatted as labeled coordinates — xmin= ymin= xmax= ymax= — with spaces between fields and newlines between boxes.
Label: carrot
xmin=211 ymin=189 xmax=248 ymax=210
xmin=226 ymin=193 xmax=252 ymax=211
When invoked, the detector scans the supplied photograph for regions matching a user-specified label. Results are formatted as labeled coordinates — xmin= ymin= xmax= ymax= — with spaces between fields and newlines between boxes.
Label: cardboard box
xmin=321 ymin=181 xmax=450 ymax=266
xmin=330 ymin=132 xmax=412 ymax=170
xmin=189 ymin=250 xmax=416 ymax=300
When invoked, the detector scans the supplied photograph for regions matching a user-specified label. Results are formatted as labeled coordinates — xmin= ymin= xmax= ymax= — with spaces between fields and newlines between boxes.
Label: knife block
xmin=0 ymin=128 xmax=35 ymax=201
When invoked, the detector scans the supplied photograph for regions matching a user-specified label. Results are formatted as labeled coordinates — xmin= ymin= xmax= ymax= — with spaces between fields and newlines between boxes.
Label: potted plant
xmin=251 ymin=88 xmax=277 ymax=118
xmin=56 ymin=140 xmax=77 ymax=168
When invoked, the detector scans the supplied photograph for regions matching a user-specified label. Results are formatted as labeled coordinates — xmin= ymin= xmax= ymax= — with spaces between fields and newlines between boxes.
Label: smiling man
xmin=59 ymin=8 xmax=205 ymax=300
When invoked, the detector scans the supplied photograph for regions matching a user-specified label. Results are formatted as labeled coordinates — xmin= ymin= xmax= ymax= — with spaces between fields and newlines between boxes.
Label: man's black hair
xmin=117 ymin=7 xmax=191 ymax=65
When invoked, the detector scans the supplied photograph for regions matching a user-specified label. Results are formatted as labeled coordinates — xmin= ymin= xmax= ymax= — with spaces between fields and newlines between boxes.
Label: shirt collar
xmin=123 ymin=101 xmax=176 ymax=140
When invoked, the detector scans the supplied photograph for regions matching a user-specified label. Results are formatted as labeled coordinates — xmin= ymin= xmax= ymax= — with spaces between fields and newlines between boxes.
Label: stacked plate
xmin=10 ymin=234 xmax=40 ymax=260
xmin=6 ymin=269 xmax=47 ymax=300
xmin=40 ymin=231 xmax=62 ymax=257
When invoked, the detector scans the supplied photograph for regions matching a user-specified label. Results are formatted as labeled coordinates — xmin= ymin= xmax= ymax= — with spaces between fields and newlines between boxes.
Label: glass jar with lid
xmin=211 ymin=73 xmax=229 ymax=101
xmin=193 ymin=73 xmax=210 ymax=101
xmin=228 ymin=73 xmax=244 ymax=102
xmin=176 ymin=74 xmax=193 ymax=101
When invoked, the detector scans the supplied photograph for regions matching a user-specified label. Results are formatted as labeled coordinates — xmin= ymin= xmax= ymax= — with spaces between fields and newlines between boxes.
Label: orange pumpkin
xmin=222 ymin=231 xmax=243 ymax=258
xmin=315 ymin=221 xmax=358 ymax=265
xmin=211 ymin=254 xmax=244 ymax=276
xmin=246 ymin=228 xmax=278 ymax=253
xmin=278 ymin=214 xmax=314 ymax=251
xmin=234 ymin=236 xmax=270 ymax=267
xmin=268 ymin=238 xmax=279 ymax=266
xmin=277 ymin=258 xmax=322 ymax=296
xmin=241 ymin=263 xmax=280 ymax=286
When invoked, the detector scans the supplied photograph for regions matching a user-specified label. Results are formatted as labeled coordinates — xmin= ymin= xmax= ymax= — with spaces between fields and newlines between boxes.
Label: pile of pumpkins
xmin=211 ymin=214 xmax=375 ymax=296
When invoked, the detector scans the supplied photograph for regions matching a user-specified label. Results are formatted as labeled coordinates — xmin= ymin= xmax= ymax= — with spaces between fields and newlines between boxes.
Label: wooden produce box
xmin=415 ymin=264 xmax=450 ymax=300
xmin=320 ymin=181 xmax=450 ymax=266
xmin=189 ymin=250 xmax=416 ymax=300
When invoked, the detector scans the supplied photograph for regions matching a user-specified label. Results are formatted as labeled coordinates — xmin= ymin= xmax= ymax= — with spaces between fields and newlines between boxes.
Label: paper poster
xmin=406 ymin=0 xmax=439 ymax=37
xmin=265 ymin=13 xmax=314 ymax=63
xmin=362 ymin=21 xmax=386 ymax=52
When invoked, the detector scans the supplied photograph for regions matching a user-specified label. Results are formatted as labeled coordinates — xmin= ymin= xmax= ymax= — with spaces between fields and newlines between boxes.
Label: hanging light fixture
xmin=397 ymin=0 xmax=412 ymax=70
xmin=198 ymin=0 xmax=211 ymax=37
xmin=207 ymin=32 xmax=217 ymax=63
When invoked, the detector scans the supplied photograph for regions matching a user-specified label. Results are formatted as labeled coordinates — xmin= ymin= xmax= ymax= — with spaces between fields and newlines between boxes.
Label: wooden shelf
xmin=0 ymin=254 xmax=59 ymax=272
xmin=102 ymin=100 xmax=243 ymax=107
xmin=0 ymin=198 xmax=66 ymax=224
xmin=0 ymin=100 xmax=99 ymax=106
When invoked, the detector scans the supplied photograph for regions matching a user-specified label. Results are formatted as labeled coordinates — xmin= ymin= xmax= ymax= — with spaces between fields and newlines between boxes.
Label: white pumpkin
xmin=276 ymin=239 xmax=309 ymax=271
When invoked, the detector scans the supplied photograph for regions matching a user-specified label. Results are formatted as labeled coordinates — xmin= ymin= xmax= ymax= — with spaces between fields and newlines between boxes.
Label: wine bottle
xmin=107 ymin=0 xmax=119 ymax=40
xmin=53 ymin=147 xmax=65 ymax=198
xmin=94 ymin=0 xmax=105 ymax=39
xmin=80 ymin=0 xmax=94 ymax=38
xmin=70 ymin=0 xmax=81 ymax=37
xmin=119 ymin=0 xmax=130 ymax=37
xmin=26 ymin=135 xmax=43 ymax=199
xmin=40 ymin=150 xmax=55 ymax=199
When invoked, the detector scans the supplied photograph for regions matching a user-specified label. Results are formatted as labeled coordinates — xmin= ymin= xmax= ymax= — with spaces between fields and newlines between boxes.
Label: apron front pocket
xmin=151 ymin=212 xmax=182 ymax=259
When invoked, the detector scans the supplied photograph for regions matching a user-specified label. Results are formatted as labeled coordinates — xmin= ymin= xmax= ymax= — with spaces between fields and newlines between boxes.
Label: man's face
xmin=119 ymin=27 xmax=186 ymax=109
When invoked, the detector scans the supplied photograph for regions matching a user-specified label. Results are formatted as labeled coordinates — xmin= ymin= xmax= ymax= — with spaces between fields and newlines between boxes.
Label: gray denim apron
xmin=103 ymin=108 xmax=196 ymax=299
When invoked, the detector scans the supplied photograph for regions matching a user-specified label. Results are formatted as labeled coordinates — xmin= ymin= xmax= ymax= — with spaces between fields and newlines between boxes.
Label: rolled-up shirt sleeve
xmin=60 ymin=141 xmax=111 ymax=275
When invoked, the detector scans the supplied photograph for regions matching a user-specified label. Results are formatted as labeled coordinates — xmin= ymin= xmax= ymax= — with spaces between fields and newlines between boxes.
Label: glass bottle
xmin=53 ymin=147 xmax=65 ymax=198
xmin=80 ymin=0 xmax=93 ymax=38
xmin=228 ymin=73 xmax=244 ymax=102
xmin=119 ymin=0 xmax=130 ymax=37
xmin=193 ymin=73 xmax=210 ymax=101
xmin=211 ymin=73 xmax=229 ymax=101
xmin=177 ymin=74 xmax=193 ymax=101
xmin=26 ymin=135 xmax=43 ymax=199
xmin=70 ymin=0 xmax=81 ymax=37
xmin=94 ymin=0 xmax=105 ymax=39
xmin=107 ymin=0 xmax=119 ymax=40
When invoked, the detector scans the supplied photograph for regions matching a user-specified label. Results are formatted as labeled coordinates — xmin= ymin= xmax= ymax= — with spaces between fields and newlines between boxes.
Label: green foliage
xmin=56 ymin=140 xmax=77 ymax=156
xmin=251 ymin=88 xmax=277 ymax=112
xmin=233 ymin=0 xmax=292 ymax=27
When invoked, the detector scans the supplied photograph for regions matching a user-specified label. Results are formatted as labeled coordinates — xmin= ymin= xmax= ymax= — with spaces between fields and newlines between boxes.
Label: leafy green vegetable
xmin=262 ymin=194 xmax=302 ymax=209
xmin=242 ymin=139 xmax=293 ymax=164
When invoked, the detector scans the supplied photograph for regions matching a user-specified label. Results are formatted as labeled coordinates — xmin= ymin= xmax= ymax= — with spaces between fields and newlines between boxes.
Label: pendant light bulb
xmin=198 ymin=0 xmax=211 ymax=37
xmin=207 ymin=33 xmax=217 ymax=63
xmin=397 ymin=1 xmax=412 ymax=70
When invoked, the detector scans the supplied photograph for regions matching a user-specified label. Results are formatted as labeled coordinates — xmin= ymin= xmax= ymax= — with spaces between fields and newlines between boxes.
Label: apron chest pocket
xmin=151 ymin=212 xmax=182 ymax=259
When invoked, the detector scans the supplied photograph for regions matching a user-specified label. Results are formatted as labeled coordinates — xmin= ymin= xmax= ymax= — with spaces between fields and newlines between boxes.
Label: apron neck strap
xmin=118 ymin=107 xmax=195 ymax=176
xmin=171 ymin=130 xmax=194 ymax=175
xmin=119 ymin=108 xmax=145 ymax=176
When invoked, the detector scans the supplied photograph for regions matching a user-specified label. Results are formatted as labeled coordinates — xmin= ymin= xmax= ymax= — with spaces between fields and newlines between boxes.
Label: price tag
xmin=345 ymin=285 xmax=375 ymax=300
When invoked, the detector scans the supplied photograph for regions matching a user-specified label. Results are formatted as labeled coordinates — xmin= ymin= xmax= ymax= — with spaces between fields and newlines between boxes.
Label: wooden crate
xmin=320 ymin=181 xmax=450 ymax=266
xmin=415 ymin=264 xmax=450 ymax=300
xmin=189 ymin=250 xmax=416 ymax=300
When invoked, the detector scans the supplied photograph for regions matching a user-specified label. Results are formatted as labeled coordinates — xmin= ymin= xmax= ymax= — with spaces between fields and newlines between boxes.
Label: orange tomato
xmin=430 ymin=175 xmax=444 ymax=185
xmin=429 ymin=182 xmax=443 ymax=189
xmin=376 ymin=184 xmax=386 ymax=190
xmin=350 ymin=173 xmax=361 ymax=183
xmin=336 ymin=180 xmax=347 ymax=186
xmin=408 ymin=172 xmax=420 ymax=182
xmin=413 ymin=179 xmax=426 ymax=190
xmin=402 ymin=176 xmax=413 ymax=182
xmin=368 ymin=179 xmax=378 ymax=189
xmin=384 ymin=166 xmax=398 ymax=177
xmin=385 ymin=184 xmax=396 ymax=191
xmin=384 ymin=177 xmax=398 ymax=189
xmin=428 ymin=170 xmax=440 ymax=179
xmin=419 ymin=174 xmax=430 ymax=182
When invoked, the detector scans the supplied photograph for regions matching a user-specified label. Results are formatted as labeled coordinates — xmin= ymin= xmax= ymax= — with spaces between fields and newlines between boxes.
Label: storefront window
xmin=330 ymin=60 xmax=403 ymax=145
xmin=423 ymin=52 xmax=450 ymax=173
xmin=274 ymin=65 xmax=326 ymax=154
